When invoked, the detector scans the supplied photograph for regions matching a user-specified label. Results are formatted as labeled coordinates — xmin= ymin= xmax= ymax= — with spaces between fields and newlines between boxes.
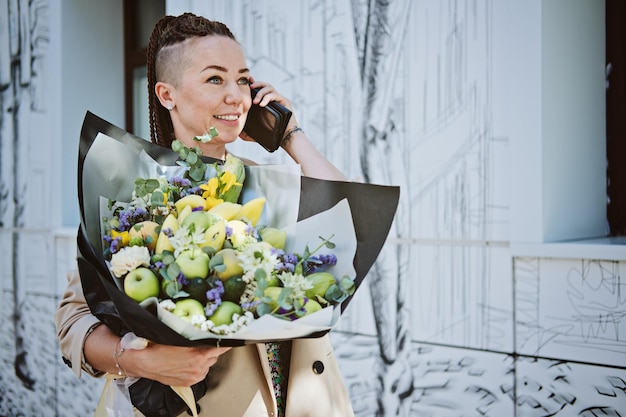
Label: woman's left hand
xmin=248 ymin=77 xmax=294 ymax=111
xmin=239 ymin=77 xmax=300 ymax=143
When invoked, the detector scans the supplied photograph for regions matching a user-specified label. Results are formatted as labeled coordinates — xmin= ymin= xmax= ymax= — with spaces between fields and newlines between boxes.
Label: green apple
xmin=124 ymin=267 xmax=160 ymax=302
xmin=214 ymin=248 xmax=244 ymax=281
xmin=173 ymin=298 xmax=206 ymax=322
xmin=207 ymin=301 xmax=242 ymax=326
xmin=176 ymin=249 xmax=210 ymax=278
xmin=180 ymin=211 xmax=212 ymax=232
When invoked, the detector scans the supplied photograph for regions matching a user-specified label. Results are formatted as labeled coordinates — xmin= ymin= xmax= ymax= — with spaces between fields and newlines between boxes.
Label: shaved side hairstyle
xmin=146 ymin=13 xmax=237 ymax=147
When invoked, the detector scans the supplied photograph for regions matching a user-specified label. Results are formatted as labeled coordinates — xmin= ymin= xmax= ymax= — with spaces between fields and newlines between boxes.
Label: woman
xmin=55 ymin=13 xmax=354 ymax=417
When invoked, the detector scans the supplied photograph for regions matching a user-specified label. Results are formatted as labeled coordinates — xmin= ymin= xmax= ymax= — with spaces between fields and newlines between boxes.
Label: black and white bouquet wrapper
xmin=77 ymin=111 xmax=400 ymax=347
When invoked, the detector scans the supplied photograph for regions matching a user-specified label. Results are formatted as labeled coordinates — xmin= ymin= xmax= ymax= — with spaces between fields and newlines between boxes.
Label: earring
xmin=166 ymin=104 xmax=173 ymax=111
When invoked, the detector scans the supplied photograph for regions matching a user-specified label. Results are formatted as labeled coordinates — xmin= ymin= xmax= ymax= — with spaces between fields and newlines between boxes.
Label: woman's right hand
xmin=84 ymin=323 xmax=231 ymax=387
xmin=122 ymin=342 xmax=231 ymax=387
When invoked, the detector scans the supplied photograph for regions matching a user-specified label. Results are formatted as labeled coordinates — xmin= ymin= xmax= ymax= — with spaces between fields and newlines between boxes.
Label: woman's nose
xmin=224 ymin=84 xmax=244 ymax=105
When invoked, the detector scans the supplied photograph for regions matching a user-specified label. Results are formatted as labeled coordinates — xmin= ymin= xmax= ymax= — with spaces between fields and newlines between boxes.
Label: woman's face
xmin=166 ymin=35 xmax=252 ymax=152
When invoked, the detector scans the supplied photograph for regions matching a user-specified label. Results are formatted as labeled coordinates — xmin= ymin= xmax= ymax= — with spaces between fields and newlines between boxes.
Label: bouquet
xmin=100 ymin=136 xmax=357 ymax=338
xmin=77 ymin=111 xmax=400 ymax=347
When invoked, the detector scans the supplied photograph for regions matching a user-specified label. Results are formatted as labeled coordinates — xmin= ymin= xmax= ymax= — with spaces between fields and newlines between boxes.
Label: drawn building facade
xmin=0 ymin=1 xmax=624 ymax=416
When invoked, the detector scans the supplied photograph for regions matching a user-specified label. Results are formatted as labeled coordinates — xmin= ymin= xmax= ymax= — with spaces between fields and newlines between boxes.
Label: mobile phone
xmin=242 ymin=88 xmax=292 ymax=152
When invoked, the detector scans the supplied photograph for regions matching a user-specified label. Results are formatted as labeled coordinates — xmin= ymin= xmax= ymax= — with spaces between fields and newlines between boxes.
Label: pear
xmin=227 ymin=219 xmax=248 ymax=236
xmin=304 ymin=272 xmax=336 ymax=300
xmin=260 ymin=227 xmax=287 ymax=250
xmin=208 ymin=202 xmax=242 ymax=221
xmin=302 ymin=298 xmax=323 ymax=316
xmin=263 ymin=286 xmax=283 ymax=311
xmin=200 ymin=219 xmax=226 ymax=251
xmin=129 ymin=221 xmax=160 ymax=251
xmin=213 ymin=248 xmax=244 ymax=281
xmin=154 ymin=213 xmax=179 ymax=254
xmin=177 ymin=205 xmax=192 ymax=224
xmin=174 ymin=194 xmax=207 ymax=214
xmin=234 ymin=197 xmax=266 ymax=226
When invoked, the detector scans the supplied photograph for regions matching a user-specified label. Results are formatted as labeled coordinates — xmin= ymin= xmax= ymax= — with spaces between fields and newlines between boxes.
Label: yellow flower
xmin=200 ymin=177 xmax=219 ymax=199
xmin=219 ymin=171 xmax=242 ymax=196
xmin=111 ymin=230 xmax=130 ymax=246
xmin=205 ymin=196 xmax=224 ymax=210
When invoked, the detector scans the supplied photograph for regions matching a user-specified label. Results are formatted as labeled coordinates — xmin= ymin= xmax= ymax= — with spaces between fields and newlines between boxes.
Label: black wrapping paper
xmin=77 ymin=111 xmax=400 ymax=347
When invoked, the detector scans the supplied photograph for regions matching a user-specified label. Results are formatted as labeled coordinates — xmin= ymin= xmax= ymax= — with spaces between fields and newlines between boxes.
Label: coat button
xmin=312 ymin=360 xmax=325 ymax=374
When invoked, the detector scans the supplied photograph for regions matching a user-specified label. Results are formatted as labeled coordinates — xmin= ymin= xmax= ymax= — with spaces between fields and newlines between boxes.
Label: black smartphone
xmin=242 ymin=88 xmax=292 ymax=152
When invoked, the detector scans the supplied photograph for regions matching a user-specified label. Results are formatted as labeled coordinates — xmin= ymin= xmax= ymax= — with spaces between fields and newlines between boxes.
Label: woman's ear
xmin=155 ymin=81 xmax=175 ymax=110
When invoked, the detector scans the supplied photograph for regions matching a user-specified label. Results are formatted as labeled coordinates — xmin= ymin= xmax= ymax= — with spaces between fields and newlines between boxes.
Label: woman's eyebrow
xmin=200 ymin=65 xmax=250 ymax=74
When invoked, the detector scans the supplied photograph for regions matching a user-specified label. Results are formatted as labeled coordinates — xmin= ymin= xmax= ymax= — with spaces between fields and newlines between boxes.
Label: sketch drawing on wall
xmin=0 ymin=0 xmax=49 ymax=393
xmin=350 ymin=0 xmax=414 ymax=415
xmin=516 ymin=258 xmax=626 ymax=368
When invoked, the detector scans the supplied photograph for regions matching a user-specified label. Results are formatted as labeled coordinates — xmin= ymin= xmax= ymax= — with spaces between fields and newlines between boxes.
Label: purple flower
xmin=176 ymin=272 xmax=189 ymax=286
xmin=318 ymin=254 xmax=337 ymax=266
xmin=275 ymin=262 xmax=295 ymax=273
xmin=104 ymin=236 xmax=122 ymax=254
xmin=205 ymin=302 xmax=220 ymax=317
xmin=206 ymin=280 xmax=224 ymax=302
xmin=117 ymin=206 xmax=150 ymax=231
xmin=169 ymin=176 xmax=191 ymax=188
xmin=181 ymin=186 xmax=202 ymax=197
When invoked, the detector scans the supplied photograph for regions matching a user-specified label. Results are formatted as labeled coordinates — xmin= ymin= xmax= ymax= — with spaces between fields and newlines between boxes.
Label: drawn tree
xmin=351 ymin=0 xmax=414 ymax=415
xmin=0 ymin=0 xmax=48 ymax=391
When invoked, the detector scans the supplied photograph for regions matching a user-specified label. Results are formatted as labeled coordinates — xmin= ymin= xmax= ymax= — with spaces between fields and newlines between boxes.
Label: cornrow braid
xmin=146 ymin=13 xmax=237 ymax=147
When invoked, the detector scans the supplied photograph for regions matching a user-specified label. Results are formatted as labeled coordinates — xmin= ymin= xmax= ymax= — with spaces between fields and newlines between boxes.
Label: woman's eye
xmin=207 ymin=76 xmax=222 ymax=84
xmin=238 ymin=77 xmax=250 ymax=86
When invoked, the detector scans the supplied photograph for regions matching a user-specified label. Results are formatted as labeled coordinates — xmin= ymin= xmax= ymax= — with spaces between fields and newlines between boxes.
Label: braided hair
xmin=146 ymin=13 xmax=237 ymax=147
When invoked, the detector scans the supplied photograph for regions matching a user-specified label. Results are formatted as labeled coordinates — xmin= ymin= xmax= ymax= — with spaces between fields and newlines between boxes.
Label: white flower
xmin=110 ymin=246 xmax=151 ymax=277
xmin=229 ymin=231 xmax=258 ymax=251
xmin=159 ymin=299 xmax=176 ymax=312
xmin=238 ymin=242 xmax=279 ymax=283
xmin=278 ymin=271 xmax=313 ymax=299
xmin=190 ymin=314 xmax=207 ymax=327
xmin=169 ymin=224 xmax=206 ymax=257
xmin=198 ymin=311 xmax=255 ymax=335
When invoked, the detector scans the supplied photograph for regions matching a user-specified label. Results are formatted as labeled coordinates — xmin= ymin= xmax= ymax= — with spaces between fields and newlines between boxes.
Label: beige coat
xmin=55 ymin=270 xmax=355 ymax=417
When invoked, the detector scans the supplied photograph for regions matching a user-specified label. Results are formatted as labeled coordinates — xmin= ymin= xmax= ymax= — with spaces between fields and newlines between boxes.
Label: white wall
xmin=59 ymin=0 xmax=125 ymax=227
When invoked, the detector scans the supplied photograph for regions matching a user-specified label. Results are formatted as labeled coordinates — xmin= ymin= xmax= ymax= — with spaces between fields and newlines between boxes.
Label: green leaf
xmin=257 ymin=303 xmax=271 ymax=317
xmin=187 ymin=152 xmax=198 ymax=165
xmin=190 ymin=165 xmax=205 ymax=182
xmin=162 ymin=252 xmax=175 ymax=265
xmin=145 ymin=179 xmax=161 ymax=193
xmin=209 ymin=254 xmax=224 ymax=269
xmin=167 ymin=263 xmax=181 ymax=279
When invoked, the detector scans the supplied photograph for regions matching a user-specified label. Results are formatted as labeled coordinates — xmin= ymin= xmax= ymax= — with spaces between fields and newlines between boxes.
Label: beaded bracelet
xmin=281 ymin=126 xmax=303 ymax=147
xmin=113 ymin=340 xmax=126 ymax=377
